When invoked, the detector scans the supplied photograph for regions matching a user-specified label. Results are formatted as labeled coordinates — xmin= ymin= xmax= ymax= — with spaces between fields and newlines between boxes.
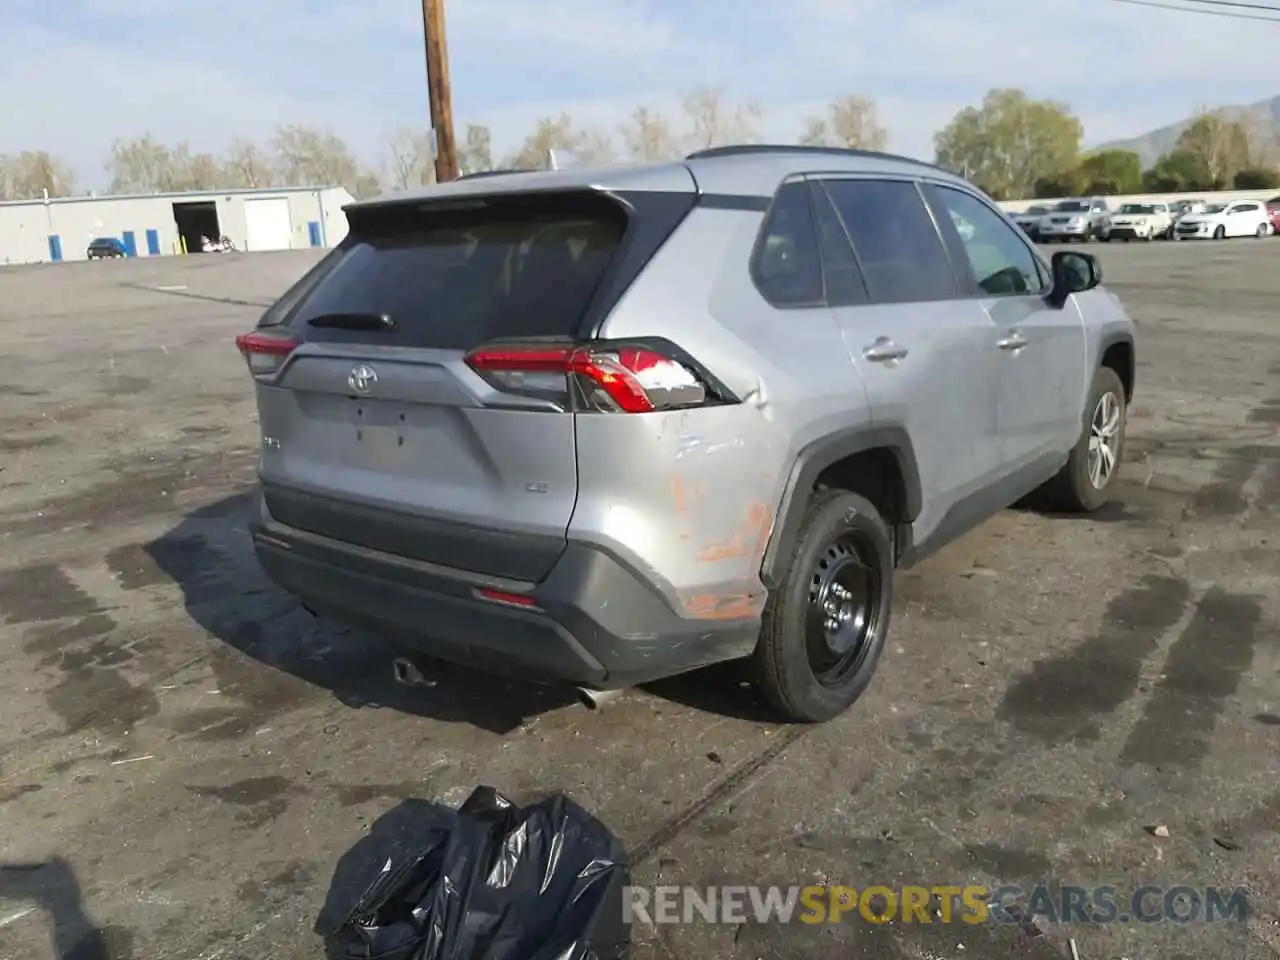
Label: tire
xmin=1214 ymin=225 xmax=1225 ymax=240
xmin=1256 ymin=223 xmax=1268 ymax=239
xmin=1037 ymin=366 xmax=1127 ymax=513
xmin=753 ymin=488 xmax=893 ymax=723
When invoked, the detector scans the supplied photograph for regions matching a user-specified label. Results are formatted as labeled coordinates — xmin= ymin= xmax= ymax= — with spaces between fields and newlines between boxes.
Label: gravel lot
xmin=0 ymin=240 xmax=1277 ymax=960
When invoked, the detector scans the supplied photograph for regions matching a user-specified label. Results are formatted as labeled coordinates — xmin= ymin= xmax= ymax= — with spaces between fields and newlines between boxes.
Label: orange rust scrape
xmin=695 ymin=502 xmax=772 ymax=563
xmin=682 ymin=591 xmax=765 ymax=621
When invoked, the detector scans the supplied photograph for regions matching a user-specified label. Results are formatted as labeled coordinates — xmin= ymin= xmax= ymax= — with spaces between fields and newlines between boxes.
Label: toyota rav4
xmin=236 ymin=145 xmax=1137 ymax=723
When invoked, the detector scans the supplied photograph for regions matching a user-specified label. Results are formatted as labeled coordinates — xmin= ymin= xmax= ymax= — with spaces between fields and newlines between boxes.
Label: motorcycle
xmin=199 ymin=234 xmax=237 ymax=253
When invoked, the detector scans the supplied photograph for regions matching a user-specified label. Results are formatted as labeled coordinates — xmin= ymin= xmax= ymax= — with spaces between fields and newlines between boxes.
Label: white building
xmin=0 ymin=185 xmax=354 ymax=265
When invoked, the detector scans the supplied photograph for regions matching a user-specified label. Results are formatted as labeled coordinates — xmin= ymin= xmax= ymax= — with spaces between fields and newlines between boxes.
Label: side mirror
xmin=1047 ymin=250 xmax=1101 ymax=306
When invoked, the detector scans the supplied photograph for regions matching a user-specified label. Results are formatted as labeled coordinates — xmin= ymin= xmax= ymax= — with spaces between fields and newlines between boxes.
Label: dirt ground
xmin=0 ymin=240 xmax=1277 ymax=960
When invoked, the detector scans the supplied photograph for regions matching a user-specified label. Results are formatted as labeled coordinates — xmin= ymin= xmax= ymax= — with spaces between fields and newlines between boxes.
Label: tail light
xmin=465 ymin=342 xmax=712 ymax=413
xmin=235 ymin=329 xmax=299 ymax=378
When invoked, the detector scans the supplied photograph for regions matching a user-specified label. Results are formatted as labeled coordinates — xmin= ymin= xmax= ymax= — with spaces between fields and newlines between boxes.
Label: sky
xmin=2 ymin=0 xmax=1277 ymax=189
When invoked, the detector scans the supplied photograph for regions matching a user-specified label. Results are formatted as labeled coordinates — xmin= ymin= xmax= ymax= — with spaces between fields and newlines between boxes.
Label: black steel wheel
xmin=753 ymin=489 xmax=893 ymax=722
xmin=805 ymin=536 xmax=882 ymax=687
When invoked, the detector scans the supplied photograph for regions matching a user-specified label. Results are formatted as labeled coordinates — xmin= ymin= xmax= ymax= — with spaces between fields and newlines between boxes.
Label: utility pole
xmin=421 ymin=0 xmax=459 ymax=182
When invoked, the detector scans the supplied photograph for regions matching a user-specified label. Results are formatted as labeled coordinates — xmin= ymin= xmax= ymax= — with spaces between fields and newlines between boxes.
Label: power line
xmin=1164 ymin=0 xmax=1280 ymax=11
xmin=1104 ymin=0 xmax=1280 ymax=20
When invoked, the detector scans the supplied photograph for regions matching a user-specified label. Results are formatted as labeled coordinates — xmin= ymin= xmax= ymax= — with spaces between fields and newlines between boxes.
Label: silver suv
xmin=236 ymin=145 xmax=1137 ymax=723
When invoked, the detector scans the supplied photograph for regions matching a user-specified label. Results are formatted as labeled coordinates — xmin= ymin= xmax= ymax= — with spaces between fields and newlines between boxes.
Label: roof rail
xmin=684 ymin=143 xmax=955 ymax=175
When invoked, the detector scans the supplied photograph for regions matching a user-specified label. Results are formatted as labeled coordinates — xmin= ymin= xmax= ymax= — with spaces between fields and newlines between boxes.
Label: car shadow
xmin=144 ymin=495 xmax=578 ymax=736
xmin=0 ymin=858 xmax=127 ymax=960
xmin=641 ymin=659 xmax=781 ymax=723
xmin=148 ymin=493 xmax=781 ymax=733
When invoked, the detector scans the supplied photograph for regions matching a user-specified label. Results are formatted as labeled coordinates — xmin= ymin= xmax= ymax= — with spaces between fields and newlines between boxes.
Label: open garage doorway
xmin=172 ymin=201 xmax=219 ymax=253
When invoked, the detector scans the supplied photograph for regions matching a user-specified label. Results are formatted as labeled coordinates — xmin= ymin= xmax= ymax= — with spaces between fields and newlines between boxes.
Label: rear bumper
xmin=250 ymin=511 xmax=760 ymax=689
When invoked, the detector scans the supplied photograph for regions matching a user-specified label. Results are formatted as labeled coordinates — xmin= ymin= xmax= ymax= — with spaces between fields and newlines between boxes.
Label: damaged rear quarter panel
xmin=569 ymin=405 xmax=781 ymax=621
xmin=574 ymin=198 xmax=872 ymax=623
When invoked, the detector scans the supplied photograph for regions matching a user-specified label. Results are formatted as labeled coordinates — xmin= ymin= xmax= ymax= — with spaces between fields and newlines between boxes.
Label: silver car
xmin=1039 ymin=197 xmax=1111 ymax=242
xmin=236 ymin=145 xmax=1137 ymax=722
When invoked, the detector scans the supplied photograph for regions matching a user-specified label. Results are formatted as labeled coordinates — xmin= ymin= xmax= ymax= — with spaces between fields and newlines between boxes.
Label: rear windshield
xmin=288 ymin=192 xmax=627 ymax=350
xmin=1055 ymin=200 xmax=1088 ymax=212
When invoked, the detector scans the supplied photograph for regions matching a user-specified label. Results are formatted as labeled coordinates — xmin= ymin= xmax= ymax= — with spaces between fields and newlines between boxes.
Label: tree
xmin=1174 ymin=112 xmax=1250 ymax=188
xmin=105 ymin=134 xmax=174 ymax=193
xmin=574 ymin=128 xmax=615 ymax=163
xmin=1075 ymin=149 xmax=1141 ymax=195
xmin=458 ymin=124 xmax=493 ymax=174
xmin=1142 ymin=149 xmax=1212 ymax=192
xmin=351 ymin=171 xmax=383 ymax=199
xmin=505 ymin=114 xmax=589 ymax=169
xmin=222 ymin=138 xmax=275 ymax=188
xmin=271 ymin=124 xmax=366 ymax=194
xmin=934 ymin=88 xmax=1083 ymax=200
xmin=0 ymin=151 xmax=77 ymax=199
xmin=620 ymin=106 xmax=680 ymax=161
xmin=681 ymin=86 xmax=762 ymax=151
xmin=1032 ymin=173 xmax=1081 ymax=198
xmin=1233 ymin=166 xmax=1280 ymax=189
xmin=167 ymin=143 xmax=223 ymax=191
xmin=385 ymin=126 xmax=435 ymax=190
xmin=799 ymin=95 xmax=887 ymax=151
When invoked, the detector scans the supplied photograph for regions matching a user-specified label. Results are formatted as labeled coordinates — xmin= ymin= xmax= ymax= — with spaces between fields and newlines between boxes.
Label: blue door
xmin=146 ymin=229 xmax=160 ymax=255
xmin=307 ymin=221 xmax=322 ymax=247
xmin=122 ymin=231 xmax=137 ymax=256
xmin=48 ymin=235 xmax=62 ymax=261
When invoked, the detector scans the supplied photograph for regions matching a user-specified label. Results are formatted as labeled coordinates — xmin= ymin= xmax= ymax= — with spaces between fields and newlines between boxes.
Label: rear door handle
xmin=862 ymin=337 xmax=908 ymax=362
xmin=997 ymin=331 xmax=1028 ymax=351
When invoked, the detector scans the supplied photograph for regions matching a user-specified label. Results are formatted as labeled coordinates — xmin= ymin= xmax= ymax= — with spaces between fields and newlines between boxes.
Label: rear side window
xmin=751 ymin=181 xmax=824 ymax=308
xmin=287 ymin=192 xmax=627 ymax=350
xmin=819 ymin=179 xmax=956 ymax=304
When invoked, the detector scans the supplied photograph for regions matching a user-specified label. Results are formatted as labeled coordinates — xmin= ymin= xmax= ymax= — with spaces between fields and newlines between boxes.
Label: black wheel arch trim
xmin=1098 ymin=330 xmax=1136 ymax=402
xmin=760 ymin=425 xmax=922 ymax=590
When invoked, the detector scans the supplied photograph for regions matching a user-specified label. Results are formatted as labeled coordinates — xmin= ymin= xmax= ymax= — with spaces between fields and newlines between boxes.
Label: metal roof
xmin=0 ymin=184 xmax=341 ymax=209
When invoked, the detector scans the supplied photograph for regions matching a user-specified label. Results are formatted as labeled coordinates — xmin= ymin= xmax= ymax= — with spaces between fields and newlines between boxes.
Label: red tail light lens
xmin=235 ymin=329 xmax=299 ymax=377
xmin=465 ymin=342 xmax=709 ymax=413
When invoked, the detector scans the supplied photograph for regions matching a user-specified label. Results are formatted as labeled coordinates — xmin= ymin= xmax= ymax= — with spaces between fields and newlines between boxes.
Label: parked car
xmin=1101 ymin=201 xmax=1174 ymax=241
xmin=1012 ymin=204 xmax=1052 ymax=241
xmin=235 ymin=144 xmax=1136 ymax=723
xmin=1267 ymin=197 xmax=1280 ymax=234
xmin=1170 ymin=199 xmax=1206 ymax=228
xmin=86 ymin=237 xmax=126 ymax=259
xmin=1175 ymin=199 xmax=1273 ymax=239
xmin=1038 ymin=197 xmax=1111 ymax=242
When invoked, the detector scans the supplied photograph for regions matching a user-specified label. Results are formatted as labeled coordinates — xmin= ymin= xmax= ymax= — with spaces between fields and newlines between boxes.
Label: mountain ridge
xmin=1093 ymin=94 xmax=1280 ymax=167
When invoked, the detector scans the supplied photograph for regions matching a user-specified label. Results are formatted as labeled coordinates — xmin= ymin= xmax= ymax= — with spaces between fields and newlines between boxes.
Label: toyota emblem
xmin=348 ymin=363 xmax=378 ymax=394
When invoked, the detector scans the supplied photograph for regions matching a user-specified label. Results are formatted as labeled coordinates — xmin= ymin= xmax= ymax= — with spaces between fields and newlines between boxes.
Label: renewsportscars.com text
xmin=623 ymin=884 xmax=1250 ymax=926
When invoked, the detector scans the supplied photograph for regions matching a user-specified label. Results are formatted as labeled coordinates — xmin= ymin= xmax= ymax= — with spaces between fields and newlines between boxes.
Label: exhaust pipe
xmin=574 ymin=686 xmax=624 ymax=710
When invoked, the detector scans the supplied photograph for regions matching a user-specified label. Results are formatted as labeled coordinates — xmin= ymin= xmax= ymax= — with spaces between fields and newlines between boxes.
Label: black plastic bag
xmin=316 ymin=786 xmax=631 ymax=960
